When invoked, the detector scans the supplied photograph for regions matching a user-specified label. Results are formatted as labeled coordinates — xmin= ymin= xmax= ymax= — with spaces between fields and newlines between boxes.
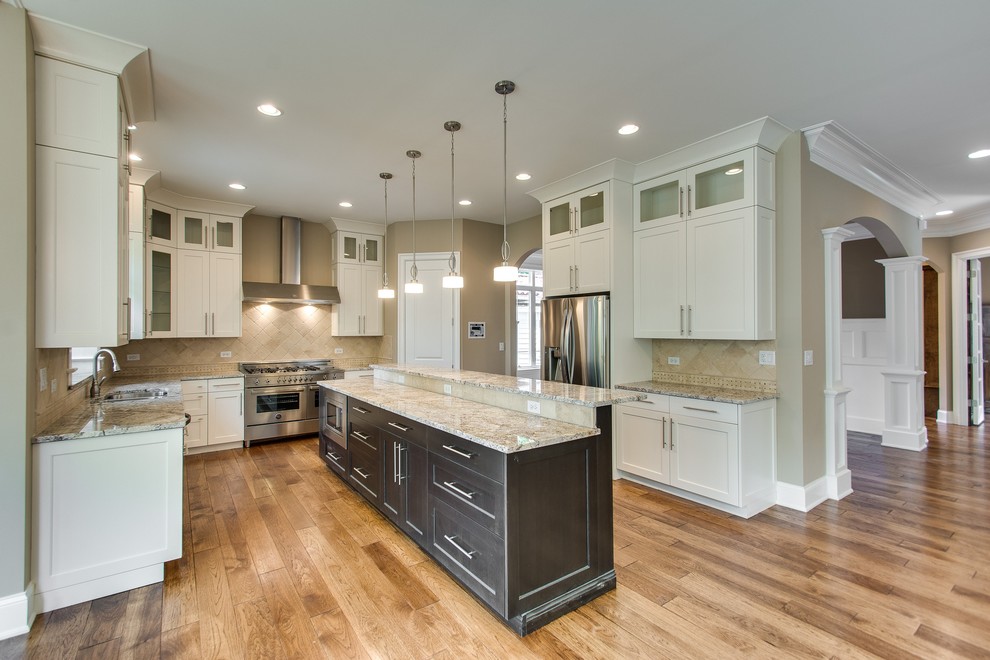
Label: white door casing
xmin=968 ymin=259 xmax=984 ymax=425
xmin=397 ymin=252 xmax=460 ymax=369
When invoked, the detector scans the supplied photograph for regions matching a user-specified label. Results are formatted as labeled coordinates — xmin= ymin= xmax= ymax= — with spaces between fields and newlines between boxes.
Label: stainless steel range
xmin=239 ymin=360 xmax=343 ymax=446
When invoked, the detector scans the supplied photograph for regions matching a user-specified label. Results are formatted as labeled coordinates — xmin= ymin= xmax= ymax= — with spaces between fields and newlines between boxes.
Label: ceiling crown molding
xmin=921 ymin=206 xmax=990 ymax=238
xmin=803 ymin=121 xmax=940 ymax=218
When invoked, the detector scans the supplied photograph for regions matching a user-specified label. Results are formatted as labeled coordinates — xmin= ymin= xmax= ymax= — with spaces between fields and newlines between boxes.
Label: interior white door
xmin=398 ymin=253 xmax=459 ymax=368
xmin=968 ymin=259 xmax=984 ymax=425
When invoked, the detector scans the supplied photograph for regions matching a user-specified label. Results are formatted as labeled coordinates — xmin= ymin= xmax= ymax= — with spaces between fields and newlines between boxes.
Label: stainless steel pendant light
xmin=442 ymin=121 xmax=464 ymax=289
xmin=377 ymin=172 xmax=395 ymax=299
xmin=404 ymin=149 xmax=424 ymax=294
xmin=493 ymin=80 xmax=519 ymax=283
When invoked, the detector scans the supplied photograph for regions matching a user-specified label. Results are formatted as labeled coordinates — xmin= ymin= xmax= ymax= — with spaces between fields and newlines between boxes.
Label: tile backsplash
xmin=120 ymin=303 xmax=389 ymax=372
xmin=652 ymin=339 xmax=777 ymax=392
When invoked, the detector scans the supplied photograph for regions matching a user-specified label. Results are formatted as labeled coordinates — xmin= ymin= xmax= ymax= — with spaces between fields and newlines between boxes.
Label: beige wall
xmin=0 ymin=2 xmax=33 ymax=600
xmin=243 ymin=214 xmax=333 ymax=285
xmin=841 ymin=238 xmax=887 ymax=318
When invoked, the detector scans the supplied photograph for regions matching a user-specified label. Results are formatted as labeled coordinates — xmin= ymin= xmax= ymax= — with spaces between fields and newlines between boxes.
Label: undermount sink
xmin=102 ymin=388 xmax=168 ymax=402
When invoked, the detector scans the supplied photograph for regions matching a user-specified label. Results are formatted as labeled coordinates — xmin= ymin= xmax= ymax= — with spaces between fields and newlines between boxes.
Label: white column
xmin=877 ymin=256 xmax=928 ymax=451
xmin=822 ymin=227 xmax=854 ymax=499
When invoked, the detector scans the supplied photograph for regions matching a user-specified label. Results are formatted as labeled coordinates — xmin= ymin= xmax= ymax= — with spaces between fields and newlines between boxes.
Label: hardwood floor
xmin=3 ymin=420 xmax=989 ymax=659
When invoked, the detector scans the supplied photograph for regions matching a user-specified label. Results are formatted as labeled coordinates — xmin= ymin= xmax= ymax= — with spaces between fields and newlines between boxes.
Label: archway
xmin=511 ymin=249 xmax=543 ymax=378
xmin=822 ymin=217 xmax=925 ymax=500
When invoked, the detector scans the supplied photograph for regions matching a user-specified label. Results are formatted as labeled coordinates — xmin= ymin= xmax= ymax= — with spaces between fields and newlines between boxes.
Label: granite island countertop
xmin=371 ymin=364 xmax=643 ymax=407
xmin=34 ymin=376 xmax=189 ymax=444
xmin=320 ymin=377 xmax=603 ymax=453
xmin=616 ymin=380 xmax=778 ymax=405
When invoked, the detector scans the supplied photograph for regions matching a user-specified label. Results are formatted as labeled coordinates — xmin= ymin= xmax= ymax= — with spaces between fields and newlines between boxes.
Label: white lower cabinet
xmin=615 ymin=393 xmax=776 ymax=518
xmin=182 ymin=378 xmax=244 ymax=452
xmin=32 ymin=428 xmax=183 ymax=613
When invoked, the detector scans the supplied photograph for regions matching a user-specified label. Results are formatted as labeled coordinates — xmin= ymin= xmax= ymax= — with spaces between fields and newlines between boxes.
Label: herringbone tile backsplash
xmin=120 ymin=303 xmax=390 ymax=372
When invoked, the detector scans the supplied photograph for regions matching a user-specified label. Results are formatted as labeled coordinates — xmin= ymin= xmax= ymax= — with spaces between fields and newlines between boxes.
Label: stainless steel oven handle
xmin=249 ymin=386 xmax=306 ymax=395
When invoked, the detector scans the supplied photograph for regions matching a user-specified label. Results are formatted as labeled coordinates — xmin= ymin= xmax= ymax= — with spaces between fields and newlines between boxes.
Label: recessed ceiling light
xmin=257 ymin=104 xmax=282 ymax=117
xmin=618 ymin=124 xmax=639 ymax=135
xmin=128 ymin=153 xmax=142 ymax=162
xmin=459 ymin=200 xmax=472 ymax=206
xmin=127 ymin=124 xmax=137 ymax=131
xmin=969 ymin=149 xmax=990 ymax=159
xmin=228 ymin=183 xmax=245 ymax=190
xmin=515 ymin=173 xmax=531 ymax=181
xmin=935 ymin=210 xmax=954 ymax=216
xmin=725 ymin=168 xmax=743 ymax=175
xmin=339 ymin=201 xmax=352 ymax=208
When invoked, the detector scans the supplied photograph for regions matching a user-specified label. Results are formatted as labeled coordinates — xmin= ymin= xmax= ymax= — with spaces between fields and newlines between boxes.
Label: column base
xmin=881 ymin=427 xmax=929 ymax=451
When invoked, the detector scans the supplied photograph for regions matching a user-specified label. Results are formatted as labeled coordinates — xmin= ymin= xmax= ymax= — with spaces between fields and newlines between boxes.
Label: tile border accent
xmin=652 ymin=371 xmax=776 ymax=394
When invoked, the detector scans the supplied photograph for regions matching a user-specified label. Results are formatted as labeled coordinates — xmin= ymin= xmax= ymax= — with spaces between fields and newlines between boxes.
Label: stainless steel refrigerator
xmin=542 ymin=294 xmax=609 ymax=388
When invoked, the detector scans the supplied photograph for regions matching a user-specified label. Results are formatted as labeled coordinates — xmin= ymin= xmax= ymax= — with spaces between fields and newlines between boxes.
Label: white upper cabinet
xmin=333 ymin=231 xmax=382 ymax=266
xmin=332 ymin=262 xmax=383 ymax=337
xmin=177 ymin=211 xmax=242 ymax=253
xmin=146 ymin=201 xmax=177 ymax=247
xmin=543 ymin=183 xmax=609 ymax=245
xmin=541 ymin=182 xmax=612 ymax=296
xmin=176 ymin=250 xmax=242 ymax=338
xmin=35 ymin=57 xmax=119 ymax=158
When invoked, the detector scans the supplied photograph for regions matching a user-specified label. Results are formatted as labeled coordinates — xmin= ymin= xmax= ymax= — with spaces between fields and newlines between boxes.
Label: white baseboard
xmin=0 ymin=583 xmax=34 ymax=642
xmin=846 ymin=415 xmax=884 ymax=435
xmin=776 ymin=477 xmax=828 ymax=512
xmin=935 ymin=409 xmax=950 ymax=424
xmin=35 ymin=564 xmax=162 ymax=615
xmin=881 ymin=427 xmax=929 ymax=452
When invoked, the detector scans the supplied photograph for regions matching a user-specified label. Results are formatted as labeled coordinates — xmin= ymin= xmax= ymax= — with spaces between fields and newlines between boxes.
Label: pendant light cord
xmin=501 ymin=90 xmax=510 ymax=263
xmin=382 ymin=175 xmax=390 ymax=288
xmin=450 ymin=128 xmax=457 ymax=273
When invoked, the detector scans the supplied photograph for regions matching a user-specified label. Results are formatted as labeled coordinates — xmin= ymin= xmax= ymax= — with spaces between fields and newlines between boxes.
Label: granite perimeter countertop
xmin=320 ymin=377 xmax=602 ymax=453
xmin=180 ymin=371 xmax=244 ymax=381
xmin=371 ymin=364 xmax=643 ymax=408
xmin=616 ymin=380 xmax=778 ymax=405
xmin=34 ymin=376 xmax=188 ymax=444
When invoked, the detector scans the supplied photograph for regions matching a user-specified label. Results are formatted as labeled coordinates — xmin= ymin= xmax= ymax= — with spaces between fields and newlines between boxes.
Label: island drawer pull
xmin=442 ymin=481 xmax=476 ymax=500
xmin=443 ymin=534 xmax=476 ymax=559
xmin=683 ymin=405 xmax=718 ymax=414
xmin=353 ymin=406 xmax=370 ymax=414
xmin=442 ymin=444 xmax=476 ymax=459
xmin=328 ymin=451 xmax=342 ymax=461
xmin=353 ymin=467 xmax=370 ymax=479
xmin=388 ymin=422 xmax=411 ymax=432
xmin=352 ymin=431 xmax=370 ymax=441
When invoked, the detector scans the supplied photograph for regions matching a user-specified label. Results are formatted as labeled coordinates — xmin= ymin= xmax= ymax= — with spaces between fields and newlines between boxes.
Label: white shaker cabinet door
xmin=176 ymin=249 xmax=210 ymax=337
xmin=615 ymin=404 xmax=669 ymax=484
xmin=634 ymin=223 xmax=686 ymax=338
xmin=669 ymin=415 xmax=740 ymax=506
xmin=210 ymin=252 xmax=242 ymax=337
xmin=208 ymin=389 xmax=244 ymax=445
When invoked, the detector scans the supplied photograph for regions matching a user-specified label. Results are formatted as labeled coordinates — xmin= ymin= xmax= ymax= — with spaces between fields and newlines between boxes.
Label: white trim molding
xmin=0 ymin=584 xmax=34 ymax=642
xmin=776 ymin=478 xmax=828 ymax=513
xmin=923 ymin=206 xmax=990 ymax=238
xmin=803 ymin=121 xmax=940 ymax=218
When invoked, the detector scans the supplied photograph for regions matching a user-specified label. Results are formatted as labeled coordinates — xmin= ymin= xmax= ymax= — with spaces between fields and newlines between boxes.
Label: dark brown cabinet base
xmin=319 ymin=394 xmax=615 ymax=636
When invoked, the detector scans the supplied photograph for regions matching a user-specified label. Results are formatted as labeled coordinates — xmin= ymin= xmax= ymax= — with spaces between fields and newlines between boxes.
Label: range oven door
xmin=246 ymin=386 xmax=309 ymax=426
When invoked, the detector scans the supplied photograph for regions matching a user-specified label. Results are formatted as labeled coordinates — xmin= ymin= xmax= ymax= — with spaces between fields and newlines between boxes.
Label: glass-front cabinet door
xmin=146 ymin=201 xmax=176 ymax=247
xmin=210 ymin=215 xmax=241 ymax=253
xmin=577 ymin=184 xmax=608 ymax=234
xmin=145 ymin=244 xmax=176 ymax=337
xmin=361 ymin=235 xmax=381 ymax=266
xmin=634 ymin=171 xmax=686 ymax=230
xmin=336 ymin=231 xmax=381 ymax=265
xmin=177 ymin=210 xmax=208 ymax=250
xmin=685 ymin=148 xmax=765 ymax=218
xmin=545 ymin=199 xmax=572 ymax=243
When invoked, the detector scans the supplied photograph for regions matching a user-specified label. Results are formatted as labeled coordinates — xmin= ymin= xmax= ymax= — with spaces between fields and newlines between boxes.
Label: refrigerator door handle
xmin=562 ymin=302 xmax=576 ymax=384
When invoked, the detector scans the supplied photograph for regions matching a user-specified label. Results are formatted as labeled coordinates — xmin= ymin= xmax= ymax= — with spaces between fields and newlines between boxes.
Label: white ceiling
xmin=16 ymin=0 xmax=990 ymax=231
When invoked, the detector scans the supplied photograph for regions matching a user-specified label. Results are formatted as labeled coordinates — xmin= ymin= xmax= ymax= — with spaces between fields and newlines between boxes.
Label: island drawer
xmin=348 ymin=435 xmax=380 ymax=501
xmin=379 ymin=411 xmax=428 ymax=447
xmin=321 ymin=432 xmax=347 ymax=476
xmin=429 ymin=428 xmax=505 ymax=484
xmin=431 ymin=498 xmax=505 ymax=615
xmin=430 ymin=454 xmax=505 ymax=537
xmin=349 ymin=421 xmax=379 ymax=452
xmin=349 ymin=399 xmax=383 ymax=427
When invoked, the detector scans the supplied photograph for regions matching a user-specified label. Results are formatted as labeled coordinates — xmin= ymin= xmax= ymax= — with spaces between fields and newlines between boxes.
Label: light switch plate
xmin=334 ymin=348 xmax=344 ymax=354
xmin=39 ymin=367 xmax=47 ymax=392
xmin=219 ymin=351 xmax=232 ymax=358
xmin=759 ymin=351 xmax=776 ymax=366
xmin=126 ymin=353 xmax=141 ymax=361
xmin=667 ymin=356 xmax=680 ymax=365
xmin=50 ymin=378 xmax=57 ymax=393
xmin=804 ymin=350 xmax=814 ymax=366
xmin=527 ymin=400 xmax=541 ymax=414
xmin=498 ymin=342 xmax=505 ymax=352
xmin=443 ymin=384 xmax=452 ymax=395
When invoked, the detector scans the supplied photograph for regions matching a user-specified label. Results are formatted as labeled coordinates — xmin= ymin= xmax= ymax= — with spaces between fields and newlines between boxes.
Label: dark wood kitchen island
xmin=318 ymin=366 xmax=642 ymax=635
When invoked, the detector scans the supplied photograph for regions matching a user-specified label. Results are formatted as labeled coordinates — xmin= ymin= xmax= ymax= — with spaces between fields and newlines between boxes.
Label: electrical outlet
xmin=527 ymin=400 xmax=541 ymax=414
xmin=667 ymin=356 xmax=680 ymax=365
xmin=334 ymin=347 xmax=344 ymax=354
xmin=396 ymin=374 xmax=405 ymax=384
xmin=498 ymin=342 xmax=505 ymax=352
xmin=50 ymin=378 xmax=57 ymax=393
xmin=126 ymin=353 xmax=141 ymax=361
xmin=443 ymin=384 xmax=452 ymax=395
xmin=804 ymin=350 xmax=814 ymax=366
xmin=39 ymin=367 xmax=47 ymax=392
xmin=219 ymin=351 xmax=232 ymax=358
xmin=759 ymin=351 xmax=776 ymax=366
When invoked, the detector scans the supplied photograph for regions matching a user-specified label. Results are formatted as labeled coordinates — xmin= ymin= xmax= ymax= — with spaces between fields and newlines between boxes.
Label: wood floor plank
xmin=309 ymin=609 xmax=371 ymax=660
xmin=76 ymin=591 xmax=127 ymax=649
xmin=194 ymin=545 xmax=246 ymax=659
xmin=160 ymin=622 xmax=201 ymax=660
xmin=257 ymin=568 xmax=327 ymax=660
xmin=233 ymin=598 xmax=288 ymax=660
xmin=161 ymin=523 xmax=199 ymax=632
xmin=26 ymin=603 xmax=90 ymax=660
xmin=117 ymin=582 xmax=163 ymax=660
xmin=221 ymin=541 xmax=264 ymax=606
xmin=362 ymin=541 xmax=438 ymax=610
xmin=73 ymin=637 xmax=120 ymax=660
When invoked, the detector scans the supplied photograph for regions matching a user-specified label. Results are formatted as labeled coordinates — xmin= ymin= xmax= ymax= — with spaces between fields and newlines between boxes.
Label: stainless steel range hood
xmin=242 ymin=216 xmax=340 ymax=305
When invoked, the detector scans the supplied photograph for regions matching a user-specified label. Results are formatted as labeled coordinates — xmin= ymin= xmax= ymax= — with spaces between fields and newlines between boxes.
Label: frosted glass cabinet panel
xmin=579 ymin=189 xmax=606 ymax=230
xmin=334 ymin=231 xmax=382 ymax=266
xmin=692 ymin=158 xmax=745 ymax=213
xmin=178 ymin=211 xmax=208 ymax=250
xmin=542 ymin=183 xmax=609 ymax=245
xmin=547 ymin=201 xmax=571 ymax=240
xmin=146 ymin=244 xmax=177 ymax=337
xmin=147 ymin=202 xmax=177 ymax=247
xmin=634 ymin=171 xmax=686 ymax=230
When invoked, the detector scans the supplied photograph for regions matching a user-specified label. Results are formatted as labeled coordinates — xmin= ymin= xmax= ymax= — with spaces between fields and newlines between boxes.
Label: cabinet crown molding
xmin=326 ymin=217 xmax=385 ymax=236
xmin=146 ymin=187 xmax=254 ymax=218
xmin=803 ymin=121 xmax=939 ymax=218
xmin=634 ymin=116 xmax=791 ymax=183
xmin=527 ymin=159 xmax=635 ymax=204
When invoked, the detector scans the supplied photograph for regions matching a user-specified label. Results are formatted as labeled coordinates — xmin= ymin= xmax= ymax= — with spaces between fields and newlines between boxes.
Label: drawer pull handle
xmin=353 ymin=467 xmax=370 ymax=479
xmin=442 ymin=481 xmax=476 ymax=500
xmin=388 ymin=422 xmax=411 ymax=432
xmin=352 ymin=431 xmax=370 ymax=441
xmin=442 ymin=444 xmax=476 ymax=459
xmin=328 ymin=452 xmax=342 ymax=461
xmin=443 ymin=534 xmax=477 ymax=559
xmin=639 ymin=399 xmax=655 ymax=405
xmin=683 ymin=406 xmax=718 ymax=414
xmin=353 ymin=407 xmax=370 ymax=414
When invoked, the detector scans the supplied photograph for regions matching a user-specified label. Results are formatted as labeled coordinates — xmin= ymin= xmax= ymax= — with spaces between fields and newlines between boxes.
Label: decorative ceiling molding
xmin=803 ymin=121 xmax=940 ymax=218
xmin=922 ymin=206 xmax=990 ymax=238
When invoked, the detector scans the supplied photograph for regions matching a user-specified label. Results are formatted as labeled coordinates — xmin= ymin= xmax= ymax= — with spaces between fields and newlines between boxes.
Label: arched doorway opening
xmin=513 ymin=249 xmax=543 ymax=379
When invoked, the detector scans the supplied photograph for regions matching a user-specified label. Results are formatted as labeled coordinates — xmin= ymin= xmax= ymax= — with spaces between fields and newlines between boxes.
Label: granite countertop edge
xmin=616 ymin=381 xmax=778 ymax=404
xmin=320 ymin=378 xmax=602 ymax=454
